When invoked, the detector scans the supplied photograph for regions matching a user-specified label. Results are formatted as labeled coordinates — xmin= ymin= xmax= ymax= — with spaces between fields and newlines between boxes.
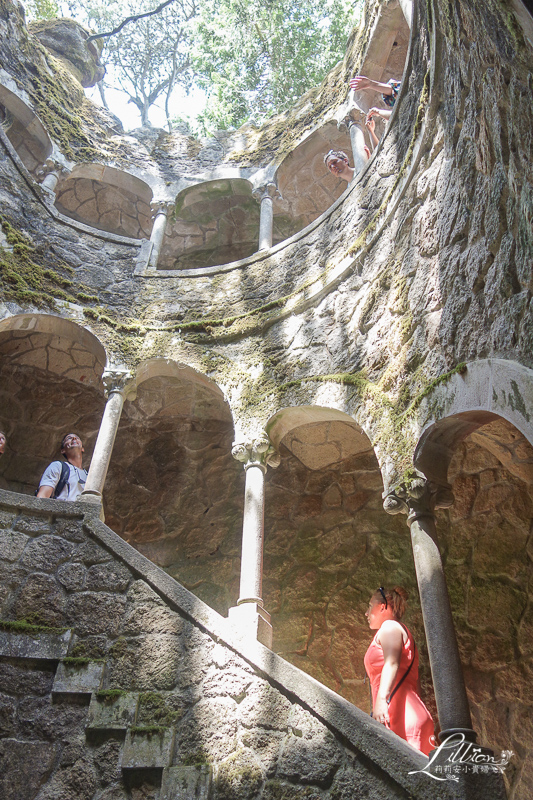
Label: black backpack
xmin=35 ymin=460 xmax=70 ymax=498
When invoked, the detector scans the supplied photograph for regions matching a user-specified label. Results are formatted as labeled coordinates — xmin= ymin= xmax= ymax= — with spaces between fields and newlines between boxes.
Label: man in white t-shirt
xmin=37 ymin=433 xmax=88 ymax=501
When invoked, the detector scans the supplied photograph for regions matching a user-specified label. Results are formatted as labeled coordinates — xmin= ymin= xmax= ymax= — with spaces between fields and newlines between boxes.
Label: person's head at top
xmin=324 ymin=150 xmax=355 ymax=183
xmin=365 ymin=586 xmax=409 ymax=630
xmin=0 ymin=431 xmax=6 ymax=456
xmin=60 ymin=433 xmax=84 ymax=467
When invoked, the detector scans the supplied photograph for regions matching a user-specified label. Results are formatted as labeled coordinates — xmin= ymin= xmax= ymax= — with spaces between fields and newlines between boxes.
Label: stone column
xmin=147 ymin=201 xmax=172 ymax=269
xmin=384 ymin=477 xmax=477 ymax=742
xmin=338 ymin=112 xmax=368 ymax=175
xmin=252 ymin=183 xmax=281 ymax=251
xmin=36 ymin=159 xmax=68 ymax=194
xmin=228 ymin=432 xmax=280 ymax=647
xmin=80 ymin=369 xmax=133 ymax=506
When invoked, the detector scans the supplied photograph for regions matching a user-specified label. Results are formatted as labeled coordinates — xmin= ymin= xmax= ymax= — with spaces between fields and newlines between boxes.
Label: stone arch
xmin=103 ymin=358 xmax=242 ymax=613
xmin=0 ymin=313 xmax=107 ymax=493
xmin=266 ymin=405 xmax=376 ymax=470
xmin=274 ymin=123 xmax=353 ymax=236
xmin=0 ymin=80 xmax=52 ymax=174
xmin=413 ymin=359 xmax=533 ymax=486
xmin=54 ymin=163 xmax=153 ymax=239
xmin=158 ymin=178 xmax=261 ymax=269
xmin=260 ymin=405 xmax=429 ymax=709
xmin=416 ymin=418 xmax=533 ymax=760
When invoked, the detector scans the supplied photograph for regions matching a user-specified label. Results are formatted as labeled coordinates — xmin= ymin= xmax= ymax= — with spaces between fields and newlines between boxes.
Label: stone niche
xmin=55 ymin=164 xmax=153 ymax=239
xmin=157 ymin=179 xmax=299 ymax=270
xmin=0 ymin=82 xmax=52 ymax=175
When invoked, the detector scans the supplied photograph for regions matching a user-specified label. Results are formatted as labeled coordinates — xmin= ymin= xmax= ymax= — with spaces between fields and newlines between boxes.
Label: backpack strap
xmin=387 ymin=622 xmax=416 ymax=704
xmin=53 ymin=461 xmax=71 ymax=499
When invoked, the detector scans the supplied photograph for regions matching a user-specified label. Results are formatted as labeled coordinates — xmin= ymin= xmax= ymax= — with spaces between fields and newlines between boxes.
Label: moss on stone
xmin=0 ymin=214 xmax=86 ymax=308
xmin=0 ymin=618 xmax=67 ymax=635
xmin=136 ymin=691 xmax=182 ymax=727
xmin=96 ymin=688 xmax=127 ymax=703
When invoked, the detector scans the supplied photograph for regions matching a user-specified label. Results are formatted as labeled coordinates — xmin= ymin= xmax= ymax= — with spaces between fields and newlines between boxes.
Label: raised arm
xmin=350 ymin=75 xmax=394 ymax=95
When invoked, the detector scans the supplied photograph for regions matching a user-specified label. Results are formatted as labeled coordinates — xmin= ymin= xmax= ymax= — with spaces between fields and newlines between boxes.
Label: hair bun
xmin=392 ymin=586 xmax=409 ymax=601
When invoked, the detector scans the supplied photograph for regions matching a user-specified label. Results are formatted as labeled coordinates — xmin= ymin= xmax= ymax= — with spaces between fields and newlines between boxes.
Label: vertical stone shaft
xmin=41 ymin=169 xmax=60 ymax=192
xmin=238 ymin=462 xmax=266 ymax=605
xmin=348 ymin=122 xmax=368 ymax=174
xmin=258 ymin=194 xmax=274 ymax=251
xmin=253 ymin=184 xmax=281 ymax=252
xmin=82 ymin=371 xmax=131 ymax=500
xmin=408 ymin=506 xmax=473 ymax=737
xmin=148 ymin=203 xmax=170 ymax=268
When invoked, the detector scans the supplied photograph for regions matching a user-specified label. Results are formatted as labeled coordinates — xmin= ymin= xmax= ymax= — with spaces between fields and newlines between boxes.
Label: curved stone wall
xmin=1 ymin=0 xmax=533 ymax=796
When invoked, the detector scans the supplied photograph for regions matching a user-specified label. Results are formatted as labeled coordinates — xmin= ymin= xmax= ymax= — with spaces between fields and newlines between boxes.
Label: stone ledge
xmin=52 ymin=659 xmax=104 ymax=695
xmin=0 ymin=628 xmax=71 ymax=660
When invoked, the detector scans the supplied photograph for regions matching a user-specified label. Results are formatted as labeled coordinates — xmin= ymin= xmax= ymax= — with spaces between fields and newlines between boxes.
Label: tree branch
xmin=87 ymin=0 xmax=178 ymax=42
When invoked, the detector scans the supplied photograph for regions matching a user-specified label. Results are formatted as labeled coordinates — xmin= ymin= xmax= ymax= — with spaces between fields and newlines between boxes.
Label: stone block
xmin=87 ymin=692 xmax=138 ymax=731
xmin=121 ymin=727 xmax=174 ymax=769
xmin=0 ymin=529 xmax=29 ymax=561
xmin=52 ymin=659 xmax=104 ymax=695
xmin=160 ymin=766 xmax=211 ymax=800
xmin=0 ymin=628 xmax=71 ymax=660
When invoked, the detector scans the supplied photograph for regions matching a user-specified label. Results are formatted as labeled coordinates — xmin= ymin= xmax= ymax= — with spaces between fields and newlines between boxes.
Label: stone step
xmin=86 ymin=691 xmax=138 ymax=731
xmin=0 ymin=626 xmax=72 ymax=660
xmin=52 ymin=659 xmax=105 ymax=696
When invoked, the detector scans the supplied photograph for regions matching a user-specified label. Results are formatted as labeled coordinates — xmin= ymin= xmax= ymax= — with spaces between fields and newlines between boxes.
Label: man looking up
xmin=324 ymin=150 xmax=355 ymax=183
xmin=324 ymin=147 xmax=371 ymax=184
xmin=37 ymin=433 xmax=88 ymax=501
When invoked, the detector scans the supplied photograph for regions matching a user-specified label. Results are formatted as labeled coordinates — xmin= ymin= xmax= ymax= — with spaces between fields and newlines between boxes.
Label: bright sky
xmin=85 ymin=69 xmax=208 ymax=133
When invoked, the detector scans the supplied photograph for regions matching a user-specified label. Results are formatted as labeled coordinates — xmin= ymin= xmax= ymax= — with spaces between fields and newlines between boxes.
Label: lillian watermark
xmin=408 ymin=732 xmax=513 ymax=783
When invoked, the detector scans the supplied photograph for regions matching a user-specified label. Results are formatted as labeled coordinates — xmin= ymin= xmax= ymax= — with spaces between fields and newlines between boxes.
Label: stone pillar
xmin=80 ymin=369 xmax=133 ymax=506
xmin=338 ymin=112 xmax=368 ymax=175
xmin=228 ymin=432 xmax=280 ymax=647
xmin=384 ymin=477 xmax=476 ymax=742
xmin=252 ymin=183 xmax=281 ymax=251
xmin=148 ymin=201 xmax=172 ymax=269
xmin=36 ymin=159 xmax=68 ymax=194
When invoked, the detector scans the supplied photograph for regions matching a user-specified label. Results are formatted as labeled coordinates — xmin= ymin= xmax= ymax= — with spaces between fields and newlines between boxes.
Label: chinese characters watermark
xmin=408 ymin=732 xmax=513 ymax=783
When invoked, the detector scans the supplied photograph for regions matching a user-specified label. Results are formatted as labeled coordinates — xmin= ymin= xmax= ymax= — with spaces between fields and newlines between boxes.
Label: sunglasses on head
xmin=378 ymin=586 xmax=388 ymax=608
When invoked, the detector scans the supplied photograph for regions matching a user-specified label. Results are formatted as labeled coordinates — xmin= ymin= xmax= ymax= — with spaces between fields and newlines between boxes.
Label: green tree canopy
xmin=24 ymin=0 xmax=360 ymax=132
xmin=190 ymin=0 xmax=359 ymax=132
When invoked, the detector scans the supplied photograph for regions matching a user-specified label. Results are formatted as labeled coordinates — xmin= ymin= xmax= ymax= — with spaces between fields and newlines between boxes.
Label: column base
xmin=78 ymin=491 xmax=105 ymax=522
xmin=227 ymin=603 xmax=272 ymax=649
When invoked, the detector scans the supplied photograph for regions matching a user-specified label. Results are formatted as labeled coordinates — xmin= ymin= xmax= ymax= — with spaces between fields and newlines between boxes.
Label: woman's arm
xmin=373 ymin=622 xmax=403 ymax=725
xmin=365 ymin=116 xmax=380 ymax=150
xmin=350 ymin=75 xmax=394 ymax=95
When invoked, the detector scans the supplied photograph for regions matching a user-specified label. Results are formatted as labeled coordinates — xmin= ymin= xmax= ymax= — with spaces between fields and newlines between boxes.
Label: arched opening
xmin=274 ymin=123 xmax=353 ymax=235
xmin=0 ymin=313 xmax=106 ymax=494
xmin=54 ymin=164 xmax=153 ymax=239
xmin=415 ymin=409 xmax=533 ymax=787
xmin=0 ymin=82 xmax=52 ymax=175
xmin=103 ymin=359 xmax=242 ymax=613
xmin=158 ymin=179 xmax=262 ymax=269
xmin=263 ymin=406 xmax=434 ymax=715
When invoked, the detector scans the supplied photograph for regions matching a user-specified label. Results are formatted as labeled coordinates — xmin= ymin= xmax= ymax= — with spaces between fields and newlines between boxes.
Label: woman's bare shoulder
xmin=379 ymin=619 xmax=408 ymax=643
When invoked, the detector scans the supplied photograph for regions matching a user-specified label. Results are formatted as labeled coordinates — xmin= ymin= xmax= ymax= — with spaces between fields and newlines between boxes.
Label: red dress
xmin=364 ymin=623 xmax=434 ymax=755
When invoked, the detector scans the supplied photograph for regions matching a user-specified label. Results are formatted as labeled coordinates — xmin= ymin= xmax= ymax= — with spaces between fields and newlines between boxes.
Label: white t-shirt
xmin=39 ymin=460 xmax=88 ymax=501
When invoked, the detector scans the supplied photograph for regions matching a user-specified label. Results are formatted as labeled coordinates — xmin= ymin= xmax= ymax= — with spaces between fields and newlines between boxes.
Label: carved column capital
xmin=337 ymin=107 xmax=366 ymax=133
xmin=252 ymin=183 xmax=281 ymax=203
xmin=150 ymin=200 xmax=173 ymax=220
xmin=36 ymin=158 xmax=69 ymax=181
xmin=383 ymin=477 xmax=454 ymax=520
xmin=232 ymin=432 xmax=281 ymax=471
xmin=102 ymin=369 xmax=134 ymax=398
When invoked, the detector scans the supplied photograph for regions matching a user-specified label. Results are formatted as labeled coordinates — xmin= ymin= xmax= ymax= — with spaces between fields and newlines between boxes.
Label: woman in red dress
xmin=364 ymin=586 xmax=435 ymax=755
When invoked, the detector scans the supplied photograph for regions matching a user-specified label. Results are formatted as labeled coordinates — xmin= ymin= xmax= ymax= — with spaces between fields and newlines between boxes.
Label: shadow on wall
xmin=0 ymin=314 xmax=106 ymax=494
